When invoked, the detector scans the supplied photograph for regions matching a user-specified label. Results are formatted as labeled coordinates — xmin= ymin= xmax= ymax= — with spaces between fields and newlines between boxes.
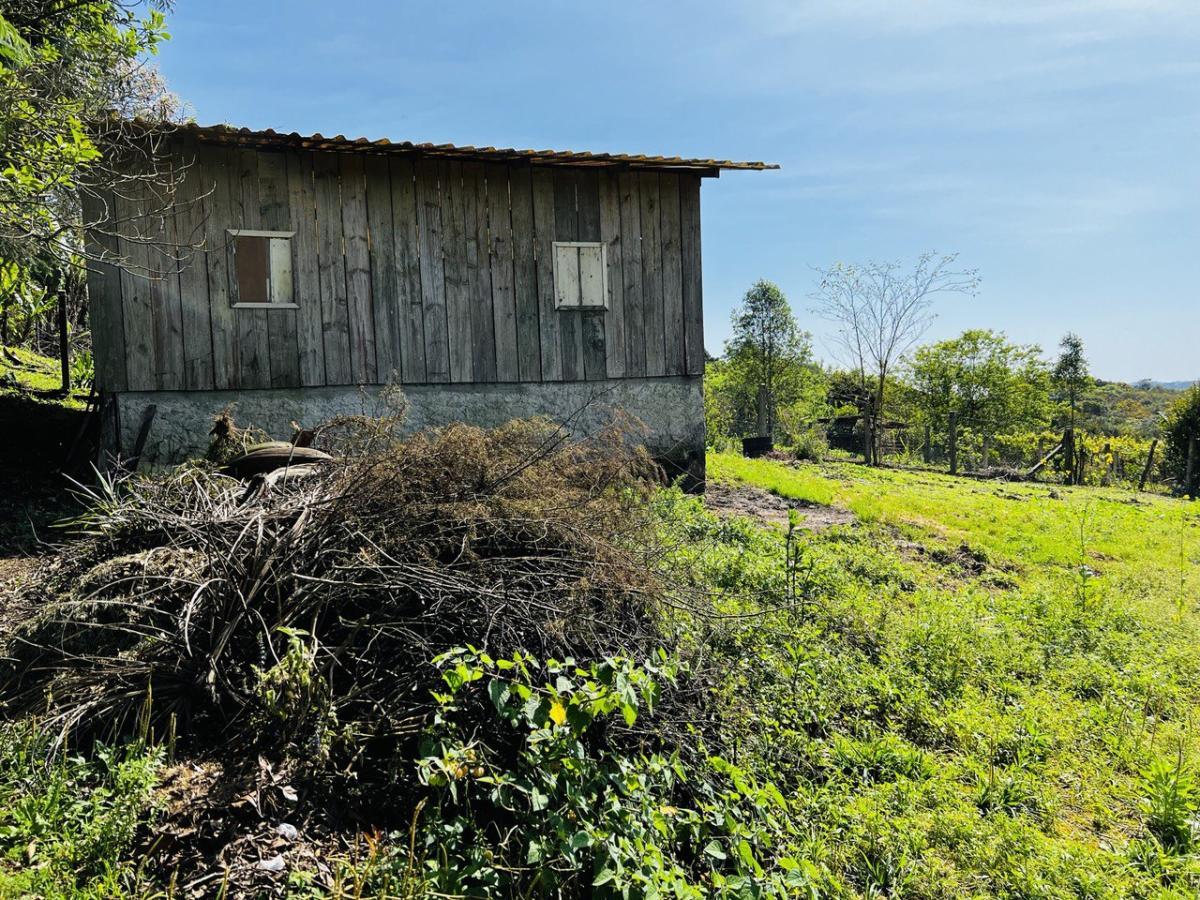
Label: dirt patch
xmin=704 ymin=482 xmax=855 ymax=531
xmin=895 ymin=536 xmax=1018 ymax=588
xmin=147 ymin=758 xmax=336 ymax=898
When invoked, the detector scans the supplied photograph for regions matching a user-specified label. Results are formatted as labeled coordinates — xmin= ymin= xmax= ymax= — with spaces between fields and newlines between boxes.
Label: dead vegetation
xmin=0 ymin=416 xmax=698 ymax=890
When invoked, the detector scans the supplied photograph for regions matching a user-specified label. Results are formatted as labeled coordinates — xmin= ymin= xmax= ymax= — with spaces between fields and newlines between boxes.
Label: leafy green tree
xmin=1052 ymin=333 xmax=1092 ymax=430
xmin=1 ymin=1 xmax=176 ymax=375
xmin=908 ymin=329 xmax=1051 ymax=464
xmin=706 ymin=280 xmax=824 ymax=445
xmin=1162 ymin=384 xmax=1200 ymax=496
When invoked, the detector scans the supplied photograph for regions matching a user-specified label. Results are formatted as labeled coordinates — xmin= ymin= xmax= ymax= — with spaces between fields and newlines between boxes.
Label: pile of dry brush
xmin=0 ymin=417 xmax=699 ymax=814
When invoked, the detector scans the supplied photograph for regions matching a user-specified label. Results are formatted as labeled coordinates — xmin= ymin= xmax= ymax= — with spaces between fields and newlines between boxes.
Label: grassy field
xmin=2 ymin=448 xmax=1199 ymax=896
xmin=697 ymin=451 xmax=1200 ymax=895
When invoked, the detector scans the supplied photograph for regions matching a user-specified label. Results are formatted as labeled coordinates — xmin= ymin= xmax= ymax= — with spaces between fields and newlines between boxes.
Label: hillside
xmin=1 ymin=443 xmax=1199 ymax=897
xmin=1082 ymin=379 xmax=1187 ymax=438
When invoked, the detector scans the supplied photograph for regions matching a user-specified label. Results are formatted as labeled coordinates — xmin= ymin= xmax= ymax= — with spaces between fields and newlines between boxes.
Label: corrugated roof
xmin=127 ymin=119 xmax=778 ymax=175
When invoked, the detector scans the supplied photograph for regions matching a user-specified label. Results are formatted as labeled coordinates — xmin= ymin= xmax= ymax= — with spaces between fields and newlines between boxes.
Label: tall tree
xmin=1052 ymin=333 xmax=1092 ymax=430
xmin=722 ymin=280 xmax=817 ymax=441
xmin=812 ymin=252 xmax=979 ymax=464
xmin=908 ymin=329 xmax=1051 ymax=465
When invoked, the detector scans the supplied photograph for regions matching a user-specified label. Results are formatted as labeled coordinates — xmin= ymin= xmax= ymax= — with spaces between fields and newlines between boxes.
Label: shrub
xmin=1163 ymin=384 xmax=1200 ymax=495
xmin=413 ymin=648 xmax=834 ymax=897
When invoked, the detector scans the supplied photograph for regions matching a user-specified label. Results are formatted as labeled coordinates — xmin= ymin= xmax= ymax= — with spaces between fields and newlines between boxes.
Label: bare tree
xmin=811 ymin=252 xmax=979 ymax=464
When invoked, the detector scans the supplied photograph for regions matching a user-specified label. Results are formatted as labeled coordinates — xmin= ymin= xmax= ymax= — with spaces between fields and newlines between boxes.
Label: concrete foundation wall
xmin=107 ymin=377 xmax=705 ymax=479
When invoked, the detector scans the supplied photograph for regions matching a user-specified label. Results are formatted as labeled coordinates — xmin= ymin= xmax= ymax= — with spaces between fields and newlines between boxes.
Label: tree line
xmin=707 ymin=264 xmax=1199 ymax=496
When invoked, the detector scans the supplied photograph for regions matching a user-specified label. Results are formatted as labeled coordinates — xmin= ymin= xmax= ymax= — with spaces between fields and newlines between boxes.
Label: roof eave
xmin=111 ymin=118 xmax=779 ymax=174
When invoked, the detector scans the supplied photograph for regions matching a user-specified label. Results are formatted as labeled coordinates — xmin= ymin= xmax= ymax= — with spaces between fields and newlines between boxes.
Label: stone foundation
xmin=103 ymin=377 xmax=705 ymax=483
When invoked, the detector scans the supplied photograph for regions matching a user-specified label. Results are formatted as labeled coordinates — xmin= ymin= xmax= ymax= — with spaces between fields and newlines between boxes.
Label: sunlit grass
xmin=696 ymin=450 xmax=1200 ymax=894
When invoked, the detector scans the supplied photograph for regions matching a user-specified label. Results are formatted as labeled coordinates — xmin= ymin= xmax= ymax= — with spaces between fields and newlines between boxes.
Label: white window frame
xmin=228 ymin=229 xmax=298 ymax=309
xmin=552 ymin=240 xmax=609 ymax=310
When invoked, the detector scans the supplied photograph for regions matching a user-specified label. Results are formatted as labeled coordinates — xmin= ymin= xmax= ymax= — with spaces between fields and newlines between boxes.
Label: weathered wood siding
xmin=88 ymin=141 xmax=705 ymax=392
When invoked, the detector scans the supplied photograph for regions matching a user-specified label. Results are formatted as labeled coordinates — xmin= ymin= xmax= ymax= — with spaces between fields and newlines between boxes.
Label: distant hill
xmin=1139 ymin=380 xmax=1196 ymax=391
xmin=1081 ymin=379 xmax=1187 ymax=437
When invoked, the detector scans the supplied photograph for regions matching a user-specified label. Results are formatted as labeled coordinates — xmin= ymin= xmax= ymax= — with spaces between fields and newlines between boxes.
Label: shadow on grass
xmin=0 ymin=391 xmax=91 ymax=562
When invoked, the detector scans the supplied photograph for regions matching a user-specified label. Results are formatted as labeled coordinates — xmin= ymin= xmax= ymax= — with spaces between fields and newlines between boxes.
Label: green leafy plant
xmin=413 ymin=647 xmax=832 ymax=898
xmin=0 ymin=723 xmax=162 ymax=898
xmin=1141 ymin=753 xmax=1199 ymax=853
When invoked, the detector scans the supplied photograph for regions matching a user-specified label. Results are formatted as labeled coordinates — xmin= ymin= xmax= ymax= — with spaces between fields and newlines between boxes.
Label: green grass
xmin=0 ymin=725 xmax=162 ymax=898
xmin=707 ymin=452 xmax=836 ymax=506
xmin=711 ymin=451 xmax=1198 ymax=604
xmin=0 ymin=345 xmax=83 ymax=405
xmin=686 ymin=451 xmax=1200 ymax=896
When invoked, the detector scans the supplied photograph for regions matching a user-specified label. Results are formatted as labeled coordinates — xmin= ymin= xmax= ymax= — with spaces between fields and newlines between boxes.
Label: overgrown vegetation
xmin=0 ymin=722 xmax=162 ymax=897
xmin=2 ymin=422 xmax=1199 ymax=896
xmin=1163 ymin=385 xmax=1200 ymax=497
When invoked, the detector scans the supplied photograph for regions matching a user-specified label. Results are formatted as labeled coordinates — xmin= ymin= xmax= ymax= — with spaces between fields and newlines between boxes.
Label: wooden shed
xmin=84 ymin=122 xmax=775 ymax=477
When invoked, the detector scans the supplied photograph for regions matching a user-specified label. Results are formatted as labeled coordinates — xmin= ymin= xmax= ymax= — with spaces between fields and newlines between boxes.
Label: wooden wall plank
xmin=576 ymin=170 xmax=606 ymax=382
xmin=145 ymin=169 xmax=185 ymax=391
xmin=80 ymin=188 xmax=127 ymax=392
xmin=390 ymin=157 xmax=426 ymax=383
xmin=617 ymin=172 xmax=646 ymax=377
xmin=313 ymin=153 xmax=351 ymax=385
xmin=233 ymin=148 xmax=271 ymax=389
xmin=364 ymin=156 xmax=400 ymax=382
xmin=598 ymin=172 xmax=625 ymax=380
xmin=441 ymin=162 xmax=474 ymax=383
xmin=201 ymin=147 xmax=238 ymax=390
xmin=638 ymin=172 xmax=666 ymax=377
xmin=340 ymin=155 xmax=377 ymax=383
xmin=531 ymin=169 xmax=561 ymax=382
xmin=415 ymin=159 xmax=450 ymax=383
xmin=552 ymin=171 xmax=583 ymax=381
xmin=258 ymin=150 xmax=300 ymax=388
xmin=463 ymin=162 xmax=496 ymax=382
xmin=171 ymin=138 xmax=213 ymax=390
xmin=509 ymin=167 xmax=541 ymax=382
xmin=659 ymin=173 xmax=685 ymax=376
xmin=114 ymin=180 xmax=156 ymax=391
xmin=679 ymin=175 xmax=705 ymax=376
xmin=486 ymin=163 xmax=519 ymax=382
xmin=286 ymin=152 xmax=326 ymax=386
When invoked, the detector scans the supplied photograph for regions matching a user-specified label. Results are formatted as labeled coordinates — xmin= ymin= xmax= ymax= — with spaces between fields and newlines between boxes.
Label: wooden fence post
xmin=57 ymin=285 xmax=70 ymax=396
xmin=1139 ymin=438 xmax=1158 ymax=492
xmin=948 ymin=412 xmax=958 ymax=476
xmin=923 ymin=425 xmax=932 ymax=464
xmin=1063 ymin=428 xmax=1075 ymax=482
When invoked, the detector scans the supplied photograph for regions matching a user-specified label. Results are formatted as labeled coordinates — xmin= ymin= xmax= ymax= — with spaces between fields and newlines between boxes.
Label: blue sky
xmin=157 ymin=0 xmax=1199 ymax=382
